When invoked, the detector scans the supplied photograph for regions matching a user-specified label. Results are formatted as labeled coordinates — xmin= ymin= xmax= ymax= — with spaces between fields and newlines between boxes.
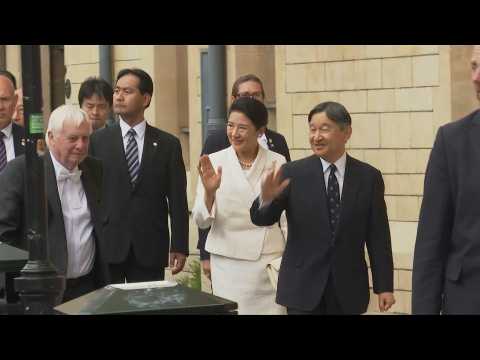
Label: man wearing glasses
xmin=198 ymin=74 xmax=291 ymax=280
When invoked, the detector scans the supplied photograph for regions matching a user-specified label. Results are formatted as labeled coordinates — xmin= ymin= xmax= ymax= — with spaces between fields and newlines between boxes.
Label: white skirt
xmin=210 ymin=252 xmax=286 ymax=315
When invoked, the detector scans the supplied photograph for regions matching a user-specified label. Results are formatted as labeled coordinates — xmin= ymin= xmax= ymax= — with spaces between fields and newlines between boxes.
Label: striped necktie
xmin=125 ymin=128 xmax=139 ymax=185
xmin=0 ymin=132 xmax=7 ymax=173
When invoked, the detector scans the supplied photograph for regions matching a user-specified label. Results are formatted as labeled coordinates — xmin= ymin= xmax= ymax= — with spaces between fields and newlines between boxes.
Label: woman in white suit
xmin=192 ymin=97 xmax=287 ymax=315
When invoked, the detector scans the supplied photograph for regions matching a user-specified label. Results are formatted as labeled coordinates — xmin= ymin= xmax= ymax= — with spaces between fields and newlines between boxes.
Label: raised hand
xmin=197 ymin=155 xmax=222 ymax=196
xmin=261 ymin=161 xmax=290 ymax=204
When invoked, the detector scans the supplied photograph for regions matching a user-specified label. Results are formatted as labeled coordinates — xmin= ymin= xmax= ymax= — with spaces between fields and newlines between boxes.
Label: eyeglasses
xmin=236 ymin=92 xmax=263 ymax=101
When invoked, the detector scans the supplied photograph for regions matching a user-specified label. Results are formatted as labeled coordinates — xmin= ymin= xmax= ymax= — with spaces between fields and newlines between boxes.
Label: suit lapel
xmin=12 ymin=123 xmax=25 ymax=157
xmin=336 ymin=155 xmax=360 ymax=239
xmin=111 ymin=123 xmax=132 ymax=190
xmin=135 ymin=124 xmax=156 ymax=188
xmin=466 ymin=111 xmax=480 ymax=183
xmin=245 ymin=146 xmax=267 ymax=190
xmin=44 ymin=151 xmax=68 ymax=252
xmin=225 ymin=146 xmax=258 ymax=208
xmin=79 ymin=159 xmax=99 ymax=218
xmin=308 ymin=156 xmax=331 ymax=231
xmin=265 ymin=128 xmax=275 ymax=151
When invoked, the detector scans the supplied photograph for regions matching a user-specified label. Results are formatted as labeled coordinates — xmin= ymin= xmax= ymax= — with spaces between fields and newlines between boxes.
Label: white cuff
xmin=192 ymin=197 xmax=216 ymax=229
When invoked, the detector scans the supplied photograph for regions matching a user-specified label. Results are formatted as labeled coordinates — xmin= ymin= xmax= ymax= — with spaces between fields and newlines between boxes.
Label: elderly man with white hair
xmin=0 ymin=104 xmax=109 ymax=303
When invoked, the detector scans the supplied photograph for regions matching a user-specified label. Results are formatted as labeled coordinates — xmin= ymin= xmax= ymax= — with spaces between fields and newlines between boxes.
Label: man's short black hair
xmin=0 ymin=70 xmax=17 ymax=89
xmin=78 ymin=77 xmax=113 ymax=107
xmin=308 ymin=101 xmax=352 ymax=128
xmin=116 ymin=68 xmax=154 ymax=108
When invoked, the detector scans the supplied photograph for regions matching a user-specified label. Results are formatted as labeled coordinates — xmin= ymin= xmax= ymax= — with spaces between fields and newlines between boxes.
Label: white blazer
xmin=192 ymin=145 xmax=287 ymax=261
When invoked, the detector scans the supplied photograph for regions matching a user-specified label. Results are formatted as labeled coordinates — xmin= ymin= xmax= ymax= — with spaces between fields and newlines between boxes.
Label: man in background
xmin=79 ymin=77 xmax=113 ymax=131
xmin=0 ymin=70 xmax=25 ymax=304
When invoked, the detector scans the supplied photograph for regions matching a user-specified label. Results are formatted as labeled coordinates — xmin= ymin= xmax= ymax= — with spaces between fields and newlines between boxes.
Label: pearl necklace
xmin=239 ymin=160 xmax=253 ymax=169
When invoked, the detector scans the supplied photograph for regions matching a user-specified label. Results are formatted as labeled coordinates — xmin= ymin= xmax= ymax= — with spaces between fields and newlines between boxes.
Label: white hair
xmin=45 ymin=104 xmax=91 ymax=145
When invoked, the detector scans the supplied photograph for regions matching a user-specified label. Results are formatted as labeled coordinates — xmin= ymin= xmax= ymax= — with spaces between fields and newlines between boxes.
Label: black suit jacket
xmin=197 ymin=127 xmax=291 ymax=260
xmin=0 ymin=152 xmax=109 ymax=286
xmin=0 ymin=122 xmax=24 ymax=301
xmin=250 ymin=155 xmax=393 ymax=313
xmin=12 ymin=122 xmax=25 ymax=158
xmin=412 ymin=109 xmax=480 ymax=314
xmin=89 ymin=123 xmax=189 ymax=269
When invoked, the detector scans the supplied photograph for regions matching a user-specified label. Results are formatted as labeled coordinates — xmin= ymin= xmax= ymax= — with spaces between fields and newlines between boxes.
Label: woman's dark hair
xmin=228 ymin=97 xmax=268 ymax=129
xmin=308 ymin=101 xmax=351 ymax=128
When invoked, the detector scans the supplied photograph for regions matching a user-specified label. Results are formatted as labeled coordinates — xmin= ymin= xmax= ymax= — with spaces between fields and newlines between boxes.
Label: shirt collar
xmin=50 ymin=151 xmax=80 ymax=179
xmin=119 ymin=116 xmax=146 ymax=140
xmin=319 ymin=151 xmax=347 ymax=178
xmin=1 ymin=122 xmax=13 ymax=139
xmin=258 ymin=133 xmax=269 ymax=149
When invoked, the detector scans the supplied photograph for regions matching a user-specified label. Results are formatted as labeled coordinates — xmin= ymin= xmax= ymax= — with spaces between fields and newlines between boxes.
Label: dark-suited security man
xmin=0 ymin=70 xmax=24 ymax=170
xmin=199 ymin=74 xmax=291 ymax=280
xmin=250 ymin=101 xmax=395 ymax=314
xmin=0 ymin=105 xmax=109 ymax=302
xmin=78 ymin=77 xmax=113 ymax=131
xmin=89 ymin=68 xmax=189 ymax=284
xmin=0 ymin=70 xmax=25 ymax=303
xmin=412 ymin=45 xmax=480 ymax=314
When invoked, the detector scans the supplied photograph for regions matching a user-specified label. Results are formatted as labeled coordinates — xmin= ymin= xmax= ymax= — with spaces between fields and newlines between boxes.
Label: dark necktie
xmin=0 ymin=132 xmax=7 ymax=172
xmin=125 ymin=128 xmax=139 ymax=185
xmin=327 ymin=164 xmax=341 ymax=237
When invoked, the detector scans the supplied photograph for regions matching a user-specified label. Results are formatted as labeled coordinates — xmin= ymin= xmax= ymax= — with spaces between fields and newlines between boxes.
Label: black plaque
xmin=54 ymin=284 xmax=237 ymax=315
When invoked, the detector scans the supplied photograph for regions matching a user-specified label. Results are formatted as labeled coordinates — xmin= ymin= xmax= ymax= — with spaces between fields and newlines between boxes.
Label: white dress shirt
xmin=51 ymin=153 xmax=95 ymax=279
xmin=119 ymin=117 xmax=146 ymax=165
xmin=258 ymin=133 xmax=269 ymax=150
xmin=319 ymin=152 xmax=347 ymax=199
xmin=1 ymin=122 xmax=16 ymax=162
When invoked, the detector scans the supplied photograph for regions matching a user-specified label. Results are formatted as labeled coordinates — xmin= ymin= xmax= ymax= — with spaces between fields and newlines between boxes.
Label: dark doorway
xmin=0 ymin=46 xmax=5 ymax=69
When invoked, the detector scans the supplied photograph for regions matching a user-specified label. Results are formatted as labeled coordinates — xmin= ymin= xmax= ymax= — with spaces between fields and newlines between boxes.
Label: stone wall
xmin=275 ymin=45 xmax=459 ymax=314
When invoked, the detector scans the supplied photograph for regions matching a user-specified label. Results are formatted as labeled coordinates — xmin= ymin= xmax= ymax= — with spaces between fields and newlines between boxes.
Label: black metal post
xmin=14 ymin=45 xmax=65 ymax=314
xmin=99 ymin=45 xmax=115 ymax=126
xmin=206 ymin=45 xmax=227 ymax=137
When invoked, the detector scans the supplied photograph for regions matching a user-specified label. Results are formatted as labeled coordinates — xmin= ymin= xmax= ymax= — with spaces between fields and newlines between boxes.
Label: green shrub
xmin=176 ymin=259 xmax=201 ymax=290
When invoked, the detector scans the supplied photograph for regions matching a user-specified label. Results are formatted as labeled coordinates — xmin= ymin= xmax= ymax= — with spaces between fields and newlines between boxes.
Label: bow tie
xmin=57 ymin=169 xmax=82 ymax=183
